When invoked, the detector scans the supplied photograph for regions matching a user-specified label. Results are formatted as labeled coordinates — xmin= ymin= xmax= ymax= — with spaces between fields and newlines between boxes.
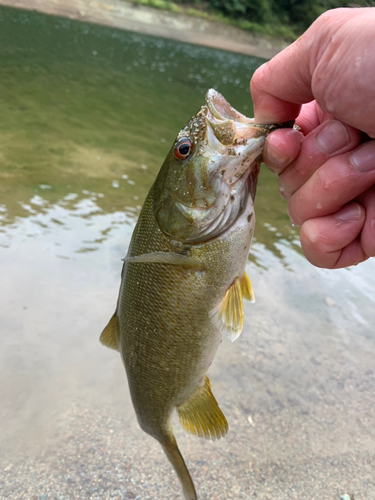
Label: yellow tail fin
xmin=177 ymin=376 xmax=228 ymax=441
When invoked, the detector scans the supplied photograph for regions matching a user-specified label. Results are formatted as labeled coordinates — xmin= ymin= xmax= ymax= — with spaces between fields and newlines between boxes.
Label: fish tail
xmin=160 ymin=435 xmax=197 ymax=500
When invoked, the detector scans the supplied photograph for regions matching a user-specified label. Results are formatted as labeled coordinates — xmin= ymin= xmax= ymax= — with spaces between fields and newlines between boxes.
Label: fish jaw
xmin=204 ymin=127 xmax=265 ymax=186
xmin=204 ymin=89 xmax=268 ymax=185
xmin=206 ymin=88 xmax=251 ymax=123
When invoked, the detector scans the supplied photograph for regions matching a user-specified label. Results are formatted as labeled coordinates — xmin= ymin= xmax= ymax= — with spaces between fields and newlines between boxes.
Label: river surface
xmin=0 ymin=6 xmax=374 ymax=500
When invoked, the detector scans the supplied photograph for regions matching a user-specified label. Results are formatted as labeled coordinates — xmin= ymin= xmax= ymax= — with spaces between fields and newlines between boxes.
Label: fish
xmin=100 ymin=89 xmax=284 ymax=499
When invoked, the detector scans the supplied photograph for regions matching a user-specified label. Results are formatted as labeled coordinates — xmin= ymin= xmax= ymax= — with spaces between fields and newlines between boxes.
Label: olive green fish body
xmin=118 ymin=184 xmax=255 ymax=440
xmin=101 ymin=89 xmax=280 ymax=499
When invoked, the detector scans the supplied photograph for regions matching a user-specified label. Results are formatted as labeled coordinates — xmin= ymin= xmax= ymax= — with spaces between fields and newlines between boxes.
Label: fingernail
xmin=315 ymin=120 xmax=350 ymax=154
xmin=287 ymin=206 xmax=299 ymax=227
xmin=265 ymin=143 xmax=290 ymax=168
xmin=335 ymin=203 xmax=362 ymax=223
xmin=278 ymin=183 xmax=290 ymax=200
xmin=350 ymin=141 xmax=375 ymax=172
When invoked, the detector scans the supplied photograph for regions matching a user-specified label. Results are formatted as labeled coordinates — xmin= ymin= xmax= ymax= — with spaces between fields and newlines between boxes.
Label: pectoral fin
xmin=209 ymin=271 xmax=254 ymax=342
xmin=100 ymin=313 xmax=119 ymax=351
xmin=177 ymin=376 xmax=228 ymax=441
xmin=123 ymin=252 xmax=204 ymax=270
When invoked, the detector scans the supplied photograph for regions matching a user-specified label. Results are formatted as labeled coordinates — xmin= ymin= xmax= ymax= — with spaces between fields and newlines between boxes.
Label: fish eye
xmin=174 ymin=138 xmax=193 ymax=160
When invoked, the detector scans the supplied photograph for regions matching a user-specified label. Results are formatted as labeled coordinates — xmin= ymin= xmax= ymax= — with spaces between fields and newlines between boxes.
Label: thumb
xmin=250 ymin=7 xmax=375 ymax=136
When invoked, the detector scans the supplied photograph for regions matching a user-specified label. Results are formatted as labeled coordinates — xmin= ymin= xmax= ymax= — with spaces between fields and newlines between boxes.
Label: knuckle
xmin=314 ymin=156 xmax=354 ymax=200
xmin=316 ymin=9 xmax=336 ymax=24
xmin=315 ymin=165 xmax=332 ymax=194
xmin=293 ymin=156 xmax=311 ymax=179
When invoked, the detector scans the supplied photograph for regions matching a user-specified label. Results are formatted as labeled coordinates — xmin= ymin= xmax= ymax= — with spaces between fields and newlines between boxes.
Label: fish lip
xmin=205 ymin=89 xmax=275 ymax=143
xmin=205 ymin=89 xmax=285 ymax=135
xmin=205 ymin=89 xmax=249 ymax=123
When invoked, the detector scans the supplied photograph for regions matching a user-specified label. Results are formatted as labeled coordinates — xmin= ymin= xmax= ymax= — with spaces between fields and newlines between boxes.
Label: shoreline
xmin=0 ymin=0 xmax=288 ymax=59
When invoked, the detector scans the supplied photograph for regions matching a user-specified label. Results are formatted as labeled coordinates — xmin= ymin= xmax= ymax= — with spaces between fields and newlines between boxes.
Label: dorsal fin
xmin=99 ymin=313 xmax=119 ymax=351
xmin=177 ymin=376 xmax=228 ymax=441
xmin=209 ymin=271 xmax=255 ymax=342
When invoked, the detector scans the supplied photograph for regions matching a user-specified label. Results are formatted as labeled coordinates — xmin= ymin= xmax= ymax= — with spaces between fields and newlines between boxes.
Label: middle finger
xmin=288 ymin=140 xmax=375 ymax=226
xmin=279 ymin=119 xmax=361 ymax=199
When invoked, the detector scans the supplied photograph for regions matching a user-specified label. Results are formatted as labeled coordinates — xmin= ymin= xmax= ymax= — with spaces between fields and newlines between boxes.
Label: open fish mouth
xmin=203 ymin=89 xmax=269 ymax=187
xmin=205 ymin=89 xmax=272 ymax=145
xmin=206 ymin=88 xmax=250 ymax=123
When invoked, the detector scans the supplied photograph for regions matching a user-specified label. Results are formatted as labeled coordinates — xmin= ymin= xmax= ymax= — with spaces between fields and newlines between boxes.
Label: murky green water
xmin=1 ymin=6 xmax=374 ymax=500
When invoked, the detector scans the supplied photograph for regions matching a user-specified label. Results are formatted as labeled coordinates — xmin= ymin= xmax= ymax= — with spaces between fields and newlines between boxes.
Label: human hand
xmin=250 ymin=7 xmax=375 ymax=268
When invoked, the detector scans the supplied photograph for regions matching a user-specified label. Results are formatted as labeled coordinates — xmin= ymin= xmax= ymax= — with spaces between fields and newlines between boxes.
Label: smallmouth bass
xmin=101 ymin=89 xmax=282 ymax=499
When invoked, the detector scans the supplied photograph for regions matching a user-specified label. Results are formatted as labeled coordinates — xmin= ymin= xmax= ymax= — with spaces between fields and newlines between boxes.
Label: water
xmin=0 ymin=6 xmax=374 ymax=500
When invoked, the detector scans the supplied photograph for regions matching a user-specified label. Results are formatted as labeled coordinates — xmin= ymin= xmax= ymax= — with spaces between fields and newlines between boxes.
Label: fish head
xmin=154 ymin=89 xmax=278 ymax=244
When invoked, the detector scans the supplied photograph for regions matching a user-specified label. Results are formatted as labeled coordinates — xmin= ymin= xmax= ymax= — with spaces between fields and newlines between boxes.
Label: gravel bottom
xmin=1 ymin=399 xmax=374 ymax=500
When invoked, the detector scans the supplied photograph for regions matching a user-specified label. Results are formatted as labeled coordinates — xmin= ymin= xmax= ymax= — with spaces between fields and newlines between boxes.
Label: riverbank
xmin=0 ymin=0 xmax=289 ymax=59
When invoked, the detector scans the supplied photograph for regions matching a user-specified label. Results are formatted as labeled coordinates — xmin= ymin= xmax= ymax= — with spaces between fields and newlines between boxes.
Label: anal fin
xmin=100 ymin=313 xmax=119 ymax=351
xmin=177 ymin=376 xmax=228 ymax=441
xmin=209 ymin=271 xmax=254 ymax=342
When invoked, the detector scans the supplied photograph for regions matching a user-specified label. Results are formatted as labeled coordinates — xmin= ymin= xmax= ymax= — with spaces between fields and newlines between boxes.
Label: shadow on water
xmin=0 ymin=6 xmax=375 ymax=500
